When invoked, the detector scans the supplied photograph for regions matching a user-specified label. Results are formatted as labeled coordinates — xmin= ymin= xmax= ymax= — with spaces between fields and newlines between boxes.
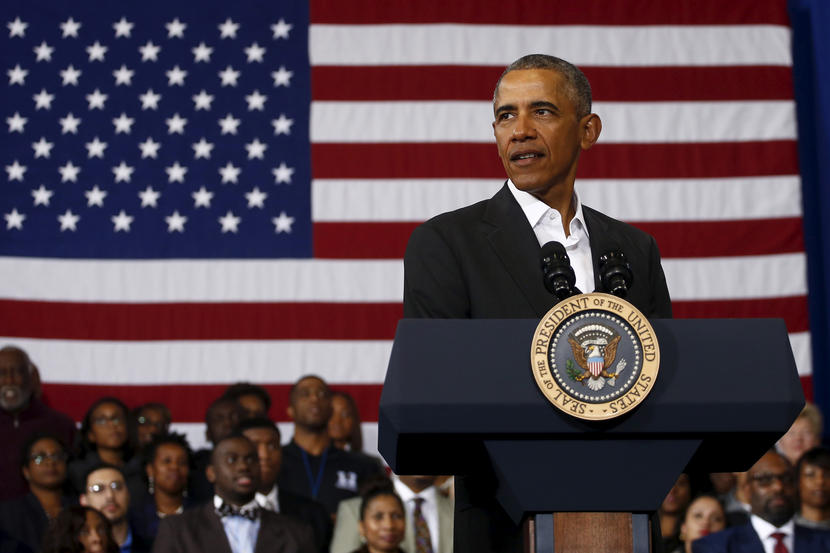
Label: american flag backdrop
xmin=1 ymin=0 xmax=810 ymax=452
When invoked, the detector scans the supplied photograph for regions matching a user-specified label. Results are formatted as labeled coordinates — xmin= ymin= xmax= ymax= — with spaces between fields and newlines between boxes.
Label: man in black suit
xmin=153 ymin=434 xmax=314 ymax=553
xmin=239 ymin=418 xmax=331 ymax=553
xmin=403 ymin=54 xmax=672 ymax=552
xmin=693 ymin=450 xmax=830 ymax=553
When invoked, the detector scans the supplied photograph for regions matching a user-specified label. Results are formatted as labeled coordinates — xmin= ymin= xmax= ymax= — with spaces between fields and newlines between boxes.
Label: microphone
xmin=599 ymin=250 xmax=633 ymax=298
xmin=540 ymin=241 xmax=581 ymax=301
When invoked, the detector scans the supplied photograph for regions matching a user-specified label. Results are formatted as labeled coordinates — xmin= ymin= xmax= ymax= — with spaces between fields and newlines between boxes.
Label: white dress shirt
xmin=255 ymin=484 xmax=281 ymax=513
xmin=750 ymin=514 xmax=795 ymax=553
xmin=394 ymin=478 xmax=440 ymax=553
xmin=214 ymin=495 xmax=261 ymax=553
xmin=507 ymin=180 xmax=595 ymax=295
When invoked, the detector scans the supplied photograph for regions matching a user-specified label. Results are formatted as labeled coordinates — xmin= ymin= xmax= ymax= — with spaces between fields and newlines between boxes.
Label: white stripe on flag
xmin=310 ymin=100 xmax=797 ymax=143
xmin=309 ymin=24 xmax=792 ymax=66
xmin=312 ymin=176 xmax=802 ymax=222
xmin=0 ymin=254 xmax=807 ymax=302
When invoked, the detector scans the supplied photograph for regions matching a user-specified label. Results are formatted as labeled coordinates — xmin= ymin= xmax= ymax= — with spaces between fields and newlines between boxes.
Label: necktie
xmin=770 ymin=532 xmax=789 ymax=553
xmin=216 ymin=501 xmax=261 ymax=521
xmin=412 ymin=497 xmax=434 ymax=553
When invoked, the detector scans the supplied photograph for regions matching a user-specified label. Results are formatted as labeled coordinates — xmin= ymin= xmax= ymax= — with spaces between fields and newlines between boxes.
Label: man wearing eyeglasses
xmin=693 ymin=451 xmax=830 ymax=553
xmin=153 ymin=434 xmax=314 ymax=553
xmin=0 ymin=346 xmax=75 ymax=500
xmin=80 ymin=464 xmax=150 ymax=553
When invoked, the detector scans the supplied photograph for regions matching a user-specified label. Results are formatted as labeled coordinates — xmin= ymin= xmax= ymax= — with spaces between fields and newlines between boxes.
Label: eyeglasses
xmin=751 ymin=472 xmax=795 ymax=487
xmin=30 ymin=452 xmax=67 ymax=465
xmin=92 ymin=415 xmax=124 ymax=427
xmin=137 ymin=416 xmax=165 ymax=429
xmin=87 ymin=481 xmax=125 ymax=494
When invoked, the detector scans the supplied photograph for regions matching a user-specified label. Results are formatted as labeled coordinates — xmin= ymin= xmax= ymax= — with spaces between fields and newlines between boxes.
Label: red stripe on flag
xmin=0 ymin=300 xmax=402 ymax=340
xmin=0 ymin=297 xmax=808 ymax=340
xmin=41 ymin=383 xmax=384 ymax=424
xmin=312 ymin=66 xmax=794 ymax=102
xmin=631 ymin=218 xmax=805 ymax=259
xmin=673 ymin=296 xmax=809 ymax=333
xmin=311 ymin=141 xmax=799 ymax=179
xmin=310 ymin=0 xmax=789 ymax=25
xmin=313 ymin=219 xmax=804 ymax=260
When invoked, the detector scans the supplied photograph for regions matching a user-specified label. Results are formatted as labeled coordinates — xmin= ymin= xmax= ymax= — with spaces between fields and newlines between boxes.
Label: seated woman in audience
xmin=68 ymin=398 xmax=142 ymax=500
xmin=131 ymin=433 xmax=194 ymax=544
xmin=778 ymin=402 xmax=823 ymax=465
xmin=794 ymin=446 xmax=830 ymax=529
xmin=660 ymin=473 xmax=692 ymax=552
xmin=0 ymin=433 xmax=73 ymax=551
xmin=671 ymin=494 xmax=726 ymax=553
xmin=329 ymin=391 xmax=363 ymax=452
xmin=132 ymin=403 xmax=172 ymax=449
xmin=42 ymin=505 xmax=119 ymax=553
xmin=353 ymin=484 xmax=406 ymax=553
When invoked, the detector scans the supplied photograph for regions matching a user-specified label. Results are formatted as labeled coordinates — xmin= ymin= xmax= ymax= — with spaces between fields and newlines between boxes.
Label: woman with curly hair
xmin=42 ymin=506 xmax=119 ymax=553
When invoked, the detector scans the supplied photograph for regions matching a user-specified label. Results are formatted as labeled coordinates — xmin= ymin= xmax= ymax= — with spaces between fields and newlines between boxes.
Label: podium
xmin=378 ymin=318 xmax=804 ymax=552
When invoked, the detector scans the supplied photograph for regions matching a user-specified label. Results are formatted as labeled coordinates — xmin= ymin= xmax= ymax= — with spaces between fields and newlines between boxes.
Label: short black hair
xmin=797 ymin=446 xmax=830 ymax=474
xmin=19 ymin=431 xmax=68 ymax=470
xmin=143 ymin=432 xmax=192 ymax=467
xmin=133 ymin=402 xmax=172 ymax=425
xmin=493 ymin=54 xmax=593 ymax=118
xmin=222 ymin=382 xmax=272 ymax=411
xmin=237 ymin=417 xmax=280 ymax=439
xmin=209 ymin=432 xmax=254 ymax=465
xmin=288 ymin=374 xmax=329 ymax=404
xmin=205 ymin=395 xmax=242 ymax=421
xmin=359 ymin=479 xmax=403 ymax=521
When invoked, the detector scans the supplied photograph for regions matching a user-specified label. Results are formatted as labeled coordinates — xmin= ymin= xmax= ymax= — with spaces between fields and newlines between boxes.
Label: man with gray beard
xmin=0 ymin=346 xmax=75 ymax=500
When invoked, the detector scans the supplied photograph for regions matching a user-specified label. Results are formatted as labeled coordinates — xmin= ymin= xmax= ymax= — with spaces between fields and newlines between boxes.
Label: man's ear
xmin=286 ymin=405 xmax=295 ymax=421
xmin=206 ymin=465 xmax=216 ymax=484
xmin=80 ymin=494 xmax=88 ymax=507
xmin=22 ymin=466 xmax=30 ymax=482
xmin=580 ymin=113 xmax=602 ymax=151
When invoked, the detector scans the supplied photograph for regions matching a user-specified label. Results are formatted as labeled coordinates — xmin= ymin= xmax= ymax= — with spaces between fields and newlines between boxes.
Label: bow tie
xmin=216 ymin=501 xmax=261 ymax=521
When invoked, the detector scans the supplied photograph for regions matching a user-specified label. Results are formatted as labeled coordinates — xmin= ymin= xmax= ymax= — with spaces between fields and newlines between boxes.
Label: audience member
xmin=0 ymin=528 xmax=30 ymax=553
xmin=131 ymin=434 xmax=195 ymax=545
xmin=778 ymin=403 xmax=823 ymax=466
xmin=0 ymin=433 xmax=73 ymax=551
xmin=69 ymin=398 xmax=143 ymax=500
xmin=133 ymin=404 xmax=172 ymax=449
xmin=332 ymin=475 xmax=453 ymax=553
xmin=721 ymin=472 xmax=751 ymax=527
xmin=279 ymin=376 xmax=384 ymax=516
xmin=328 ymin=392 xmax=363 ymax=452
xmin=671 ymin=495 xmax=726 ymax=553
xmin=222 ymin=383 xmax=271 ymax=420
xmin=352 ymin=484 xmax=405 ymax=553
xmin=239 ymin=418 xmax=331 ymax=553
xmin=693 ymin=450 xmax=830 ymax=553
xmin=0 ymin=346 xmax=75 ymax=500
xmin=152 ymin=434 xmax=314 ymax=553
xmin=190 ymin=396 xmax=244 ymax=502
xmin=42 ymin=506 xmax=120 ymax=553
xmin=794 ymin=447 xmax=830 ymax=529
xmin=80 ymin=464 xmax=150 ymax=553
xmin=661 ymin=473 xmax=692 ymax=552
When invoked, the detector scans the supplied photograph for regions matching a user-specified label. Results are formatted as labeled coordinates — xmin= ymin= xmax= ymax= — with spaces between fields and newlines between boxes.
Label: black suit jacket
xmin=278 ymin=489 xmax=332 ymax=553
xmin=402 ymin=184 xmax=672 ymax=553
xmin=152 ymin=502 xmax=315 ymax=553
xmin=692 ymin=522 xmax=830 ymax=553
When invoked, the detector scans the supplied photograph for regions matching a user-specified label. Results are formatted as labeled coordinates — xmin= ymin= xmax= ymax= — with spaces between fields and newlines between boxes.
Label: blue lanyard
xmin=300 ymin=448 xmax=328 ymax=500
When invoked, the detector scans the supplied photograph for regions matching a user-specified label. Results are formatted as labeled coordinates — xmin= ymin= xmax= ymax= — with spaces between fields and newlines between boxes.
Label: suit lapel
xmin=734 ymin=523 xmax=765 ymax=553
xmin=482 ymin=184 xmax=557 ymax=317
xmin=198 ymin=504 xmax=234 ymax=553
xmin=254 ymin=511 xmax=287 ymax=553
xmin=436 ymin=493 xmax=454 ymax=553
xmin=582 ymin=205 xmax=614 ymax=292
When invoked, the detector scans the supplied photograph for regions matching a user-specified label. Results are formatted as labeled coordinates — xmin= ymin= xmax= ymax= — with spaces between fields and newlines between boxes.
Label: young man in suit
xmin=403 ymin=54 xmax=672 ymax=553
xmin=80 ymin=464 xmax=150 ymax=553
xmin=153 ymin=435 xmax=314 ymax=553
xmin=239 ymin=418 xmax=332 ymax=553
xmin=693 ymin=451 xmax=830 ymax=553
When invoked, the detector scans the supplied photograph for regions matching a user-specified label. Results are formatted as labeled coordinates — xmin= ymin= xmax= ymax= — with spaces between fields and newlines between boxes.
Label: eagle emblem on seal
xmin=567 ymin=324 xmax=628 ymax=391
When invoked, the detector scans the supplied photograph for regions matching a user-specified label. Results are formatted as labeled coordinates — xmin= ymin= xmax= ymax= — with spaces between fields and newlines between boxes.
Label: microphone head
xmin=599 ymin=250 xmax=633 ymax=298
xmin=540 ymin=241 xmax=576 ymax=300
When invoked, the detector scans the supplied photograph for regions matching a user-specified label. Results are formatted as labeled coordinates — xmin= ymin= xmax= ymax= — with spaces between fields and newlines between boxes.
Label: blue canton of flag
xmin=1 ymin=0 xmax=311 ymax=258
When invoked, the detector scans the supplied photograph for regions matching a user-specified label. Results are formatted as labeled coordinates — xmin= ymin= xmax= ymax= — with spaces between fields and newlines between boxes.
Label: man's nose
xmin=511 ymin=113 xmax=536 ymax=140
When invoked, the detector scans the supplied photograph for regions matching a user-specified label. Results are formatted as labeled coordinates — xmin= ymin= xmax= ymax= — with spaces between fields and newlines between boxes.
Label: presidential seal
xmin=530 ymin=292 xmax=660 ymax=421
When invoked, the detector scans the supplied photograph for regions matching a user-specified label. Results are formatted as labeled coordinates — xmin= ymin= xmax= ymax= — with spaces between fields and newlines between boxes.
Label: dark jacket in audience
xmin=0 ymin=399 xmax=75 ymax=501
xmin=0 ymin=493 xmax=73 ymax=552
